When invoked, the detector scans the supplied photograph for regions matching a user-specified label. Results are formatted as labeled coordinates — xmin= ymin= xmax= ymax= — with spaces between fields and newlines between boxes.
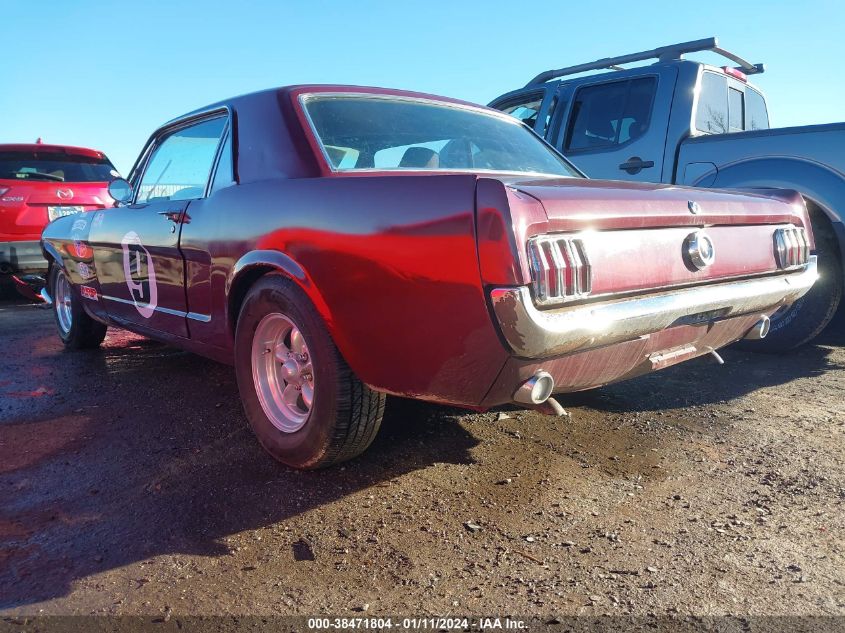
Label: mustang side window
xmin=136 ymin=116 xmax=227 ymax=203
xmin=564 ymin=77 xmax=657 ymax=152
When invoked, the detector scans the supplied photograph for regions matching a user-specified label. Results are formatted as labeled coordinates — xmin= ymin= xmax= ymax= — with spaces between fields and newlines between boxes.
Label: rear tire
xmin=740 ymin=212 xmax=842 ymax=352
xmin=49 ymin=266 xmax=107 ymax=350
xmin=234 ymin=274 xmax=386 ymax=469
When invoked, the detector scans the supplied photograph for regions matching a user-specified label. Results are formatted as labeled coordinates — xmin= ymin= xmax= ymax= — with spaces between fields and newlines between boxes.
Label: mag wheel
xmin=251 ymin=313 xmax=315 ymax=434
xmin=49 ymin=266 xmax=107 ymax=350
xmin=234 ymin=275 xmax=386 ymax=469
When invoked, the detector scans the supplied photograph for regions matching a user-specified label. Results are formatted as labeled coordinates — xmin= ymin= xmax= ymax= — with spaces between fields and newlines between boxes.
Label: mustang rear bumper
xmin=490 ymin=256 xmax=818 ymax=360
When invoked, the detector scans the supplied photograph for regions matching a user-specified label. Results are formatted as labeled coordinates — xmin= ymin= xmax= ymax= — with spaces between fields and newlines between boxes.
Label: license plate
xmin=48 ymin=205 xmax=85 ymax=221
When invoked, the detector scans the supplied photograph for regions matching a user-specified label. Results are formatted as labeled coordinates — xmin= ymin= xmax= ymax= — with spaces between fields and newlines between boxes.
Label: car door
xmin=555 ymin=72 xmax=670 ymax=182
xmin=89 ymin=114 xmax=227 ymax=337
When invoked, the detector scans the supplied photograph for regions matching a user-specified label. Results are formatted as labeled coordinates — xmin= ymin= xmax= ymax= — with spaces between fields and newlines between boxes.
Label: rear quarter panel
xmin=181 ymin=174 xmax=510 ymax=407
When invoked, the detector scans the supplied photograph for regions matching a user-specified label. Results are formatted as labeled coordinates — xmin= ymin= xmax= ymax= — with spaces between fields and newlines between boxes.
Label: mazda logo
xmin=56 ymin=188 xmax=74 ymax=200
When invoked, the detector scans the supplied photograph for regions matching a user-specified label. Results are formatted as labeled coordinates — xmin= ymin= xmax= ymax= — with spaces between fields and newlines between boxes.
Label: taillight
xmin=527 ymin=235 xmax=592 ymax=305
xmin=722 ymin=66 xmax=748 ymax=82
xmin=774 ymin=226 xmax=810 ymax=268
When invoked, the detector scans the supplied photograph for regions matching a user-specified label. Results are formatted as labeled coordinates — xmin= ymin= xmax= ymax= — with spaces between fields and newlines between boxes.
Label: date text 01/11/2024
xmin=306 ymin=617 xmax=526 ymax=630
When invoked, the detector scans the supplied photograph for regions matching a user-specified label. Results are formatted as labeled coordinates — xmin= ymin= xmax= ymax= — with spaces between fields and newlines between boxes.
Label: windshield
xmin=302 ymin=95 xmax=581 ymax=177
xmin=0 ymin=151 xmax=116 ymax=182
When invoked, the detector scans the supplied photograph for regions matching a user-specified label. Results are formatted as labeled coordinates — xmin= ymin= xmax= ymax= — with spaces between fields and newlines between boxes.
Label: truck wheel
xmin=741 ymin=219 xmax=842 ymax=352
xmin=49 ymin=266 xmax=107 ymax=349
xmin=234 ymin=274 xmax=386 ymax=469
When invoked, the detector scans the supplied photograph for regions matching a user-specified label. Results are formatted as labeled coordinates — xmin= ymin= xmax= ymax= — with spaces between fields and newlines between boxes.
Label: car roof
xmin=168 ymin=84 xmax=492 ymax=126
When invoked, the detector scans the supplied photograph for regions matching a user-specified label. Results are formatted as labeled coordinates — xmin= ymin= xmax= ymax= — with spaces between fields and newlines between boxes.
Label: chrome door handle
xmin=157 ymin=210 xmax=182 ymax=222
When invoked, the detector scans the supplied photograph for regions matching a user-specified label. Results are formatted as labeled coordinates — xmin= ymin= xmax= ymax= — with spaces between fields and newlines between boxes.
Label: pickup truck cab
xmin=490 ymin=37 xmax=843 ymax=351
xmin=41 ymin=85 xmax=816 ymax=468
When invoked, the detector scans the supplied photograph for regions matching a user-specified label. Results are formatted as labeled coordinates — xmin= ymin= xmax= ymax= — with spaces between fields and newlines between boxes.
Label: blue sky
xmin=3 ymin=0 xmax=843 ymax=174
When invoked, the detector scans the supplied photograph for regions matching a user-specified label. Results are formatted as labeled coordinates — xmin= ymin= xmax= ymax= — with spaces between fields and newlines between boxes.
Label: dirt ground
xmin=1 ymin=296 xmax=843 ymax=622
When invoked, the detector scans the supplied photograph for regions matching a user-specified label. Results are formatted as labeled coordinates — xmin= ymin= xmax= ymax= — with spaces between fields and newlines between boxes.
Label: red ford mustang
xmin=0 ymin=143 xmax=117 ymax=276
xmin=41 ymin=85 xmax=817 ymax=468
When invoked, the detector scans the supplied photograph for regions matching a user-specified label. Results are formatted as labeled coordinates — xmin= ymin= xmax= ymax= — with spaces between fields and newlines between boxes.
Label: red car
xmin=0 ymin=142 xmax=117 ymax=277
xmin=41 ymin=86 xmax=817 ymax=469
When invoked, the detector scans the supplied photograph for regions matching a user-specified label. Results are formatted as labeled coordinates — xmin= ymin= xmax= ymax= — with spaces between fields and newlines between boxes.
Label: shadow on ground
xmin=0 ymin=306 xmax=478 ymax=608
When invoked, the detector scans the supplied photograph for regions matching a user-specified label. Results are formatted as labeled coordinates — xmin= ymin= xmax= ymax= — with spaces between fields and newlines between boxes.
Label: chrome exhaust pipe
xmin=40 ymin=287 xmax=53 ymax=306
xmin=514 ymin=370 xmax=555 ymax=405
xmin=744 ymin=315 xmax=771 ymax=340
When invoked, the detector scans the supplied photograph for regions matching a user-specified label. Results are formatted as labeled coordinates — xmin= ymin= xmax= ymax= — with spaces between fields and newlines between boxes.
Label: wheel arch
xmin=226 ymin=249 xmax=332 ymax=337
xmin=41 ymin=241 xmax=65 ymax=273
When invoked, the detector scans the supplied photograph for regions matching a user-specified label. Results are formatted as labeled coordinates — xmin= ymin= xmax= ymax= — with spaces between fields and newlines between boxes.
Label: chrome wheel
xmin=54 ymin=270 xmax=73 ymax=335
xmin=250 ymin=313 xmax=314 ymax=433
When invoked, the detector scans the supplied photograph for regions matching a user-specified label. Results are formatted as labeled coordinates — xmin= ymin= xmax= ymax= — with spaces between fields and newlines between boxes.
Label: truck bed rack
xmin=526 ymin=37 xmax=765 ymax=86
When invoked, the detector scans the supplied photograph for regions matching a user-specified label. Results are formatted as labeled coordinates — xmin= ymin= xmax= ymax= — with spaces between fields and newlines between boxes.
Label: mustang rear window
xmin=0 ymin=151 xmax=116 ymax=182
xmin=302 ymin=95 xmax=580 ymax=177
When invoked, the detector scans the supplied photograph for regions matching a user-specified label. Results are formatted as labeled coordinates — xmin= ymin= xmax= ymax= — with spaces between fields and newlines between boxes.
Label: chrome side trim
xmin=490 ymin=257 xmax=818 ymax=359
xmin=101 ymin=294 xmax=187 ymax=318
xmin=187 ymin=312 xmax=211 ymax=323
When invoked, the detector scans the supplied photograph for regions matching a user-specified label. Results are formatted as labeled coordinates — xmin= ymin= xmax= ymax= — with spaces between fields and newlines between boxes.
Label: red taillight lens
xmin=527 ymin=235 xmax=592 ymax=305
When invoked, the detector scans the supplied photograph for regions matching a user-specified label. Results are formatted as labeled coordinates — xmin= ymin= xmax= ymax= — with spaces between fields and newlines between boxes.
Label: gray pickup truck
xmin=490 ymin=37 xmax=843 ymax=351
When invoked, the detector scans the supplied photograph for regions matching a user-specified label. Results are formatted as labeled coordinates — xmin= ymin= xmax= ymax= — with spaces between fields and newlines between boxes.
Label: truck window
xmin=564 ymin=77 xmax=657 ymax=152
xmin=498 ymin=92 xmax=557 ymax=134
xmin=728 ymin=87 xmax=744 ymax=132
xmin=696 ymin=72 xmax=728 ymax=134
xmin=745 ymin=88 xmax=769 ymax=130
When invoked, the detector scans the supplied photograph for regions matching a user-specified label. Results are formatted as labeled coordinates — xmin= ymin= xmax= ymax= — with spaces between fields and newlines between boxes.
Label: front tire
xmin=234 ymin=275 xmax=386 ymax=469
xmin=49 ymin=266 xmax=107 ymax=349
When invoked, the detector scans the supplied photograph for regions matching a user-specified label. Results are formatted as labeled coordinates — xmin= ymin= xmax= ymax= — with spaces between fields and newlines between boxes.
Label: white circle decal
xmin=121 ymin=231 xmax=158 ymax=318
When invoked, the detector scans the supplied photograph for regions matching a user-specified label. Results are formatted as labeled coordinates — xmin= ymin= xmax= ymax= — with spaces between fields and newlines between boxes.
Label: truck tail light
xmin=722 ymin=66 xmax=748 ymax=82
xmin=774 ymin=226 xmax=810 ymax=269
xmin=527 ymin=235 xmax=592 ymax=305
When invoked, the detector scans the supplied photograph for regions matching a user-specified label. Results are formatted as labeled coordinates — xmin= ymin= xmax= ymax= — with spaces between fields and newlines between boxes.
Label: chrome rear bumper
xmin=490 ymin=256 xmax=818 ymax=359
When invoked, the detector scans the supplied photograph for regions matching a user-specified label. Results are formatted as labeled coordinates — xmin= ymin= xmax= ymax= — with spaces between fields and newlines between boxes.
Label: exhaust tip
xmin=514 ymin=371 xmax=555 ymax=405
xmin=744 ymin=315 xmax=771 ymax=340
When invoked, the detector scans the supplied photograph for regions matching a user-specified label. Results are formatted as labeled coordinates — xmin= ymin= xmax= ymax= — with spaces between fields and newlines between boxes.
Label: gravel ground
xmin=1 ymin=297 xmax=843 ymax=621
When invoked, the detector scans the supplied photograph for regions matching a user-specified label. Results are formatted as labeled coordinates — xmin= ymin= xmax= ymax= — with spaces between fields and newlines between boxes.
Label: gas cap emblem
xmin=685 ymin=230 xmax=716 ymax=270
xmin=688 ymin=200 xmax=701 ymax=215
xmin=56 ymin=188 xmax=74 ymax=200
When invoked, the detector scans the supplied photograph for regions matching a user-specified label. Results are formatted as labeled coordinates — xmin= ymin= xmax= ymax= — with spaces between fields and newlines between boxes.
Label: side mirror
xmin=108 ymin=178 xmax=133 ymax=205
